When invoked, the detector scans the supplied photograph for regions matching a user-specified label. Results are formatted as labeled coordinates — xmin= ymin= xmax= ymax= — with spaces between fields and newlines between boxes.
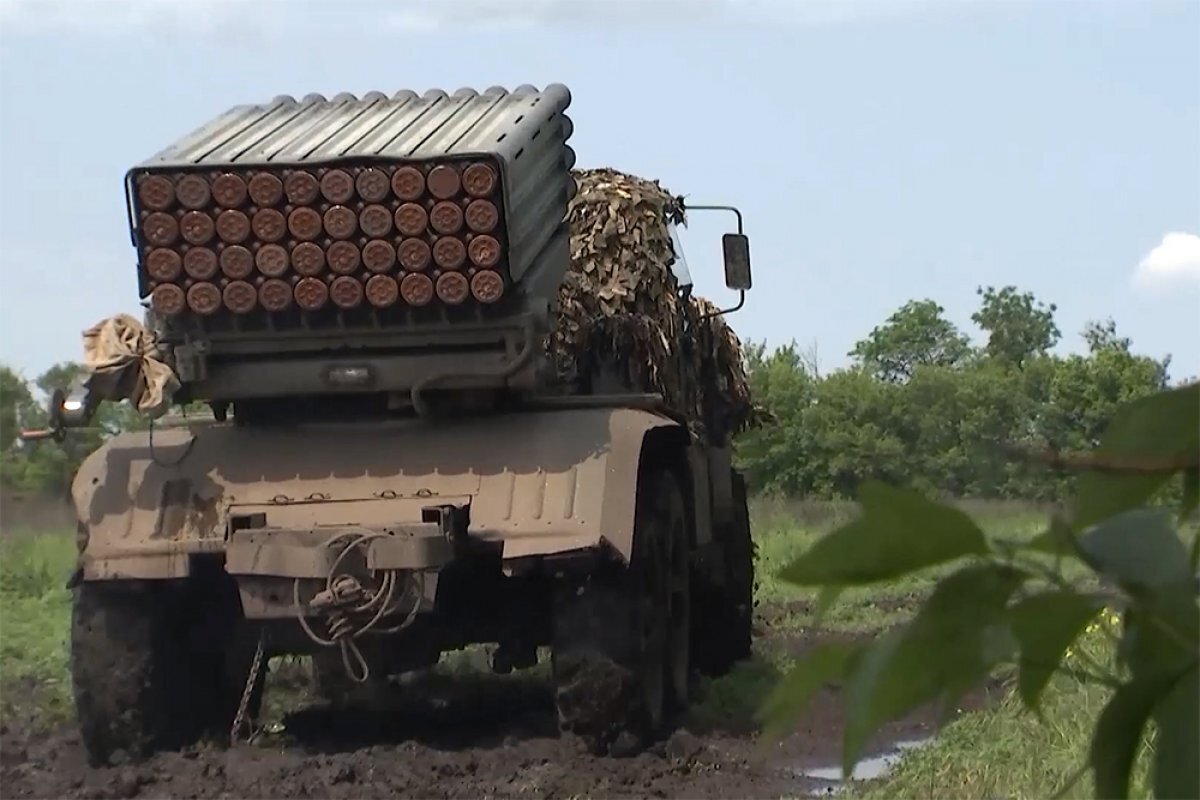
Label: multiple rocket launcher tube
xmin=134 ymin=158 xmax=509 ymax=319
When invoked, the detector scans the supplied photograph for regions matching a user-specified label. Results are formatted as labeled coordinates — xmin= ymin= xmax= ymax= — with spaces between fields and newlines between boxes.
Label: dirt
xmin=0 ymin=626 xmax=1003 ymax=800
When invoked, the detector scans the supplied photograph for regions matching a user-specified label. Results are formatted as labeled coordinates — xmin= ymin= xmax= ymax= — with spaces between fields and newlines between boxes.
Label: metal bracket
xmin=676 ymin=202 xmax=747 ymax=320
xmin=422 ymin=503 xmax=471 ymax=547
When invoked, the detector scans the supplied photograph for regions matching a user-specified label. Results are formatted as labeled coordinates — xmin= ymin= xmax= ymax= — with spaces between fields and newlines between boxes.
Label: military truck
xmin=25 ymin=83 xmax=756 ymax=765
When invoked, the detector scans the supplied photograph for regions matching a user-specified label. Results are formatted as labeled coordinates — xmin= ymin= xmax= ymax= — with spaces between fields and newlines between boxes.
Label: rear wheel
xmin=552 ymin=467 xmax=687 ymax=755
xmin=693 ymin=469 xmax=755 ymax=676
xmin=71 ymin=577 xmax=262 ymax=766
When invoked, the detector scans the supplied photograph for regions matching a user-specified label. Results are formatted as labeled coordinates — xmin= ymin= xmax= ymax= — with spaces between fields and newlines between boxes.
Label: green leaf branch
xmin=758 ymin=382 xmax=1199 ymax=799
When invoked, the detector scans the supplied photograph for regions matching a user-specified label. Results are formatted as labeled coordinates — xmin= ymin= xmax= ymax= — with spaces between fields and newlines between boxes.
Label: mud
xmin=0 ymin=628 xmax=1002 ymax=799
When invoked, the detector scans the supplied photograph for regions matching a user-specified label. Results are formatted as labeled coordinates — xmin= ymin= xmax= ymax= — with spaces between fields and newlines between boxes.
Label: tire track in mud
xmin=0 ymin=627 xmax=1001 ymax=799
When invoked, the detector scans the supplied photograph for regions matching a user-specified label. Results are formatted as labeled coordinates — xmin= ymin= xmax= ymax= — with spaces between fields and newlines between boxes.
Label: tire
xmin=71 ymin=578 xmax=262 ymax=766
xmin=552 ymin=467 xmax=687 ymax=756
xmin=664 ymin=474 xmax=692 ymax=716
xmin=692 ymin=469 xmax=755 ymax=677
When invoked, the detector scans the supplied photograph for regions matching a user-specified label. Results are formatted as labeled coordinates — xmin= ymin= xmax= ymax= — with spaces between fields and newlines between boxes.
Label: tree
xmin=736 ymin=342 xmax=818 ymax=494
xmin=0 ymin=360 xmax=166 ymax=497
xmin=0 ymin=367 xmax=47 ymax=492
xmin=743 ymin=299 xmax=1176 ymax=502
xmin=1082 ymin=318 xmax=1131 ymax=354
xmin=972 ymin=285 xmax=1060 ymax=368
xmin=0 ymin=366 xmax=41 ymax=452
xmin=850 ymin=299 xmax=972 ymax=382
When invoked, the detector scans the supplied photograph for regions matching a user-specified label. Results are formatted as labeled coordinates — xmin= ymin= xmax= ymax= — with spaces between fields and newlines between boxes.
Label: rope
xmin=293 ymin=532 xmax=426 ymax=683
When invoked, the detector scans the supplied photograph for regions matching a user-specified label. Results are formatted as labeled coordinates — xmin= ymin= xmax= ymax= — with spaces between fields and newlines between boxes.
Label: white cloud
xmin=0 ymin=0 xmax=1132 ymax=36
xmin=0 ymin=0 xmax=276 ymax=35
xmin=1133 ymin=232 xmax=1200 ymax=292
xmin=382 ymin=0 xmax=1039 ymax=30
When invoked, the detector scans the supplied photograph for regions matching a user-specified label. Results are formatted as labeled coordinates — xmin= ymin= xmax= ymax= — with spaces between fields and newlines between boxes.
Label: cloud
xmin=1133 ymin=232 xmax=1200 ymax=292
xmin=383 ymin=0 xmax=1036 ymax=30
xmin=0 ymin=0 xmax=1125 ymax=36
xmin=0 ymin=0 xmax=277 ymax=35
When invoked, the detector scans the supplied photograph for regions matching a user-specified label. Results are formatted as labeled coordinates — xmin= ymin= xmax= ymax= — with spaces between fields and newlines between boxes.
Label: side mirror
xmin=722 ymin=233 xmax=752 ymax=291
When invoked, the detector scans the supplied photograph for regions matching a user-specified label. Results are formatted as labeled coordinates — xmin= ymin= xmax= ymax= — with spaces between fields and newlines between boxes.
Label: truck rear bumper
xmin=224 ymin=525 xmax=455 ymax=578
xmin=73 ymin=404 xmax=693 ymax=585
xmin=78 ymin=526 xmax=603 ymax=582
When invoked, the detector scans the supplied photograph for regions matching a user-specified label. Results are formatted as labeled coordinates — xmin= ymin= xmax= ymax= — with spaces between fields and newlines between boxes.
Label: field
xmin=0 ymin=498 xmax=1118 ymax=799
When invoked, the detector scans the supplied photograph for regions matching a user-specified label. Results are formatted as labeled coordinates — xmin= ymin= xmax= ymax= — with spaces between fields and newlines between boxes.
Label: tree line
xmin=736 ymin=285 xmax=1186 ymax=500
xmin=0 ymin=284 xmax=1188 ymax=501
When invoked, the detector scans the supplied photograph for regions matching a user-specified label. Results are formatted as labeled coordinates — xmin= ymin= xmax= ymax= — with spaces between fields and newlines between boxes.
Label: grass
xmin=749 ymin=495 xmax=1052 ymax=633
xmin=0 ymin=528 xmax=76 ymax=724
xmin=741 ymin=498 xmax=1183 ymax=800
xmin=691 ymin=498 xmax=1052 ymax=733
xmin=857 ymin=617 xmax=1155 ymax=800
xmin=857 ymin=679 xmax=1127 ymax=799
xmin=0 ymin=497 xmax=1156 ymax=800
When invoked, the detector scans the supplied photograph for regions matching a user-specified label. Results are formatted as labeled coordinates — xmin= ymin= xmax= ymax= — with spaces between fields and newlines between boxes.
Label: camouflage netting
xmin=548 ymin=168 xmax=756 ymax=440
xmin=82 ymin=313 xmax=179 ymax=418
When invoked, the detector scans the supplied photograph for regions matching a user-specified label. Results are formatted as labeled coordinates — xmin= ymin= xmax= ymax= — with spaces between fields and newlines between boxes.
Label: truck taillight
xmin=136 ymin=159 xmax=510 ymax=320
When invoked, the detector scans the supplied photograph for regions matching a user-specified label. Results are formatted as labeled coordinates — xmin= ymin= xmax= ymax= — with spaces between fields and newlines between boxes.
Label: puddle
xmin=792 ymin=737 xmax=930 ymax=795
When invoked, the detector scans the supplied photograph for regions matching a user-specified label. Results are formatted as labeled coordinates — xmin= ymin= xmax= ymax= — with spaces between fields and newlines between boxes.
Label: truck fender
xmin=69 ymin=406 xmax=691 ymax=580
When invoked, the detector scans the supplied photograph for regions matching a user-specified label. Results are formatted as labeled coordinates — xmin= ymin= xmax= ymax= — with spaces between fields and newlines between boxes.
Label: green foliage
xmin=1009 ymin=591 xmax=1103 ymax=712
xmin=1071 ymin=385 xmax=1198 ymax=530
xmin=850 ymin=299 xmax=972 ymax=382
xmin=839 ymin=564 xmax=1024 ymax=774
xmin=757 ymin=642 xmax=852 ymax=740
xmin=972 ymin=284 xmax=1061 ymax=368
xmin=760 ymin=382 xmax=1199 ymax=799
xmin=0 ymin=532 xmax=76 ymax=724
xmin=1152 ymin=666 xmax=1199 ymax=800
xmin=0 ymin=360 xmax=208 ymax=497
xmin=859 ymin=661 xmax=1144 ymax=799
xmin=738 ymin=287 xmax=1175 ymax=502
xmin=780 ymin=481 xmax=986 ymax=586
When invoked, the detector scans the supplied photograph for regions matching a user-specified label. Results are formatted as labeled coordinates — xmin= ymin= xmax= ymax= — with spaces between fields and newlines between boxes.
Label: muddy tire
xmin=552 ymin=467 xmax=687 ymax=756
xmin=692 ymin=469 xmax=755 ymax=677
xmin=71 ymin=579 xmax=261 ymax=766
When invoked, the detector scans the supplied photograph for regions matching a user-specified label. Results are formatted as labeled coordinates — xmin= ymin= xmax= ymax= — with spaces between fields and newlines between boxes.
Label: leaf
xmin=1073 ymin=383 xmax=1200 ymax=530
xmin=1078 ymin=508 xmax=1192 ymax=590
xmin=1025 ymin=515 xmax=1077 ymax=557
xmin=1152 ymin=665 xmax=1199 ymax=800
xmin=812 ymin=586 xmax=843 ymax=626
xmin=1182 ymin=467 xmax=1199 ymax=525
xmin=839 ymin=563 xmax=1024 ymax=777
xmin=756 ymin=641 xmax=857 ymax=742
xmin=1009 ymin=591 xmax=1104 ymax=713
xmin=1119 ymin=584 xmax=1200 ymax=681
xmin=1090 ymin=681 xmax=1161 ymax=799
xmin=780 ymin=481 xmax=988 ymax=587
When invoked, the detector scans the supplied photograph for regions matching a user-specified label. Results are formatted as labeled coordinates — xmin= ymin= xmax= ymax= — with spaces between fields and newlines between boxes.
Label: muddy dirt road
xmin=0 ymin=627 xmax=998 ymax=799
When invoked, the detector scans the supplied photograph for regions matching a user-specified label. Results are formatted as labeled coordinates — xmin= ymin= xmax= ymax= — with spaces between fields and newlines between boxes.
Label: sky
xmin=0 ymin=0 xmax=1197 ymax=384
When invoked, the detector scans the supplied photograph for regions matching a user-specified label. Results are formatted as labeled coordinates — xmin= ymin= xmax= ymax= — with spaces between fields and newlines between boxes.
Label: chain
xmin=229 ymin=634 xmax=265 ymax=747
